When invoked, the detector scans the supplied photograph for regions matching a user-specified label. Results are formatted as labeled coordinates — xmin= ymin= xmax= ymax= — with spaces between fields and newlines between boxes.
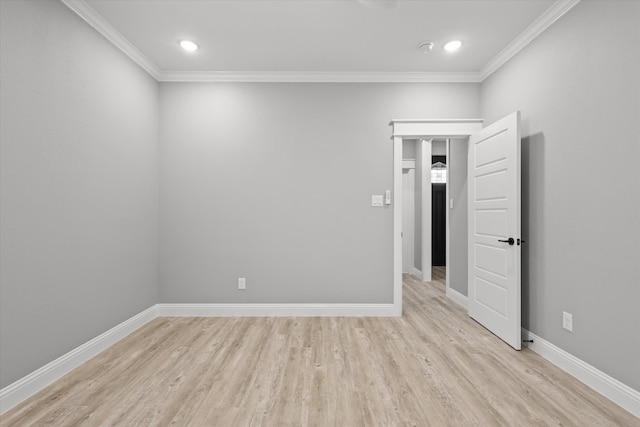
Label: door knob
xmin=498 ymin=237 xmax=515 ymax=245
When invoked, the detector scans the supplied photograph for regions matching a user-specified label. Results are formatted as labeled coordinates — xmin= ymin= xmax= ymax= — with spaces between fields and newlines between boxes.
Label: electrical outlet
xmin=562 ymin=311 xmax=573 ymax=332
xmin=238 ymin=277 xmax=246 ymax=290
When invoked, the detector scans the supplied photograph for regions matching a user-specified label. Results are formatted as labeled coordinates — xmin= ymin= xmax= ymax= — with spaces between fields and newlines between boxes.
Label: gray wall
xmin=159 ymin=83 xmax=480 ymax=303
xmin=481 ymin=0 xmax=640 ymax=390
xmin=448 ymin=139 xmax=468 ymax=295
xmin=402 ymin=140 xmax=416 ymax=159
xmin=0 ymin=0 xmax=159 ymax=388
xmin=432 ymin=140 xmax=446 ymax=156
xmin=10 ymin=0 xmax=636 ymax=399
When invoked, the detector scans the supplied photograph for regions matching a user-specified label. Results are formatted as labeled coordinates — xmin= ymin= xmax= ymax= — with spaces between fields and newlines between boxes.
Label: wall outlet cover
xmin=562 ymin=311 xmax=573 ymax=332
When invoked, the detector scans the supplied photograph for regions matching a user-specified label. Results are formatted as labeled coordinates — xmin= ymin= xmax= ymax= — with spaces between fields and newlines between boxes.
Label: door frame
xmin=390 ymin=119 xmax=483 ymax=315
xmin=401 ymin=161 xmax=415 ymax=274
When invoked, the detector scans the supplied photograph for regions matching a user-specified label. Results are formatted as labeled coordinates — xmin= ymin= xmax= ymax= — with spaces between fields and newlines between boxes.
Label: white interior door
xmin=468 ymin=111 xmax=521 ymax=350
xmin=402 ymin=168 xmax=415 ymax=274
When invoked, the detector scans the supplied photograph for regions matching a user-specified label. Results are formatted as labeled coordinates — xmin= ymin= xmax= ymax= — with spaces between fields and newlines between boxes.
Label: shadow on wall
xmin=521 ymin=131 xmax=545 ymax=331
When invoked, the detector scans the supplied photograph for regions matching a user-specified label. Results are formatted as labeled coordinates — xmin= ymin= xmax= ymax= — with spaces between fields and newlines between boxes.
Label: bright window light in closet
xmin=431 ymin=162 xmax=447 ymax=183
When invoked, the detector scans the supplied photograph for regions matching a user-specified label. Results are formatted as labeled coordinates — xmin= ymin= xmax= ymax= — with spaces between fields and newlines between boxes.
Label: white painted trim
xmin=156 ymin=303 xmax=398 ymax=317
xmin=390 ymin=119 xmax=484 ymax=139
xmin=390 ymin=120 xmax=483 ymax=318
xmin=4 ymin=302 xmax=636 ymax=420
xmin=445 ymin=138 xmax=452 ymax=297
xmin=158 ymin=71 xmax=482 ymax=83
xmin=60 ymin=0 xmax=577 ymax=83
xmin=402 ymin=159 xmax=416 ymax=169
xmin=480 ymin=0 xmax=581 ymax=81
xmin=402 ymin=168 xmax=416 ymax=275
xmin=0 ymin=306 xmax=158 ymax=415
xmin=522 ymin=328 xmax=640 ymax=418
xmin=61 ymin=0 xmax=161 ymax=79
xmin=411 ymin=267 xmax=423 ymax=280
xmin=391 ymin=119 xmax=485 ymax=124
xmin=0 ymin=300 xmax=402 ymax=415
xmin=421 ymin=139 xmax=432 ymax=282
xmin=393 ymin=136 xmax=404 ymax=316
xmin=446 ymin=287 xmax=468 ymax=309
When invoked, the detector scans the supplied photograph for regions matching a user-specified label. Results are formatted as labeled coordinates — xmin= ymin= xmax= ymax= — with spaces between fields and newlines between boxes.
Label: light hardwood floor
xmin=2 ymin=268 xmax=638 ymax=426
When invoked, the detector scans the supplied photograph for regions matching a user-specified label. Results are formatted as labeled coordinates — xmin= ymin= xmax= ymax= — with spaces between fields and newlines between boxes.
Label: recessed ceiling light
xmin=179 ymin=40 xmax=199 ymax=52
xmin=443 ymin=40 xmax=462 ymax=52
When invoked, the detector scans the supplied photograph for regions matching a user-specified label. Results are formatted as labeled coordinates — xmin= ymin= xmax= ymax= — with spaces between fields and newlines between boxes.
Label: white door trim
xmin=402 ymin=159 xmax=416 ymax=169
xmin=402 ymin=167 xmax=415 ymax=274
xmin=445 ymin=138 xmax=451 ymax=296
xmin=390 ymin=119 xmax=483 ymax=314
xmin=420 ymin=139 xmax=432 ymax=282
xmin=392 ymin=136 xmax=403 ymax=314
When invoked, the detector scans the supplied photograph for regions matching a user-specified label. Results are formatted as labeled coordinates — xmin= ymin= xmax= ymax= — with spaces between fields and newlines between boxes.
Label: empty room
xmin=1 ymin=0 xmax=638 ymax=425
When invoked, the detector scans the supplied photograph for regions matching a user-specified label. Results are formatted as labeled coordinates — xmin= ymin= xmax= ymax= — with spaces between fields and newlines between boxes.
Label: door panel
xmin=475 ymin=243 xmax=508 ymax=277
xmin=475 ymin=170 xmax=508 ymax=201
xmin=474 ymin=276 xmax=508 ymax=316
xmin=468 ymin=111 xmax=521 ymax=350
xmin=475 ymin=209 xmax=508 ymax=238
xmin=475 ymin=129 xmax=508 ymax=167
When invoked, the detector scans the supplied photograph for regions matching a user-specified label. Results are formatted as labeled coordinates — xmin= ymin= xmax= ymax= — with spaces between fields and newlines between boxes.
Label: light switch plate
xmin=372 ymin=195 xmax=383 ymax=207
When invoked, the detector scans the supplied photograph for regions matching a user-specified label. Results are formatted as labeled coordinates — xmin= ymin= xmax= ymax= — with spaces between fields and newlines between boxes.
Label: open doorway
xmin=389 ymin=119 xmax=483 ymax=315
xmin=401 ymin=138 xmax=470 ymax=306
xmin=391 ymin=115 xmax=523 ymax=351
xmin=400 ymin=137 xmax=468 ymax=303
xmin=431 ymin=141 xmax=447 ymax=270
xmin=400 ymin=139 xmax=431 ymax=281
xmin=402 ymin=139 xmax=448 ymax=282
xmin=432 ymin=147 xmax=447 ymax=288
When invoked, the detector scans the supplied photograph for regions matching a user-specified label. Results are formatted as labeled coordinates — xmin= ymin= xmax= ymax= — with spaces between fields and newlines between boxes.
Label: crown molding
xmin=61 ymin=0 xmax=161 ymax=79
xmin=480 ymin=0 xmax=581 ymax=81
xmin=157 ymin=71 xmax=482 ymax=83
xmin=61 ymin=0 xmax=579 ymax=84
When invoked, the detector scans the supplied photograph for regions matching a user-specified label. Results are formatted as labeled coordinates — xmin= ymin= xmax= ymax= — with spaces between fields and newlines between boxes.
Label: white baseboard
xmin=522 ymin=328 xmax=640 ymax=418
xmin=7 ymin=303 xmax=636 ymax=420
xmin=157 ymin=303 xmax=400 ymax=317
xmin=0 ymin=306 xmax=158 ymax=415
xmin=411 ymin=268 xmax=423 ymax=280
xmin=445 ymin=286 xmax=468 ymax=309
xmin=0 ymin=302 xmax=399 ymax=415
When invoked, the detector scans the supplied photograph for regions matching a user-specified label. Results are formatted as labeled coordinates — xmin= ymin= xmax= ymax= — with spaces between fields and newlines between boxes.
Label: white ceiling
xmin=64 ymin=0 xmax=578 ymax=81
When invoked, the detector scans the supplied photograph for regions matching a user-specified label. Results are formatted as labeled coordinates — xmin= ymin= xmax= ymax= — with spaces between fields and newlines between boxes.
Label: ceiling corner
xmin=61 ymin=0 xmax=161 ymax=80
xmin=60 ymin=0 xmax=576 ymax=84
xmin=479 ymin=0 xmax=581 ymax=81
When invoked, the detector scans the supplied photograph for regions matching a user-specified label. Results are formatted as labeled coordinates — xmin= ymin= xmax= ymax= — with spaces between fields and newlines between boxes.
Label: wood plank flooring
xmin=2 ymin=268 xmax=638 ymax=426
